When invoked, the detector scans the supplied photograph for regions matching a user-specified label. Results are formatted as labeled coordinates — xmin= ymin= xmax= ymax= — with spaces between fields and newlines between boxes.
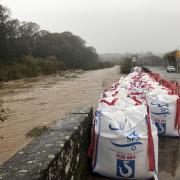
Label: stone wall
xmin=0 ymin=107 xmax=93 ymax=180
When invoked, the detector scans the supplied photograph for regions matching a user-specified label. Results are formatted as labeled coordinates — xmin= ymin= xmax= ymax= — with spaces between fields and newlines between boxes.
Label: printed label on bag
xmin=154 ymin=119 xmax=166 ymax=134
xmin=110 ymin=130 xmax=142 ymax=152
xmin=151 ymin=102 xmax=170 ymax=117
xmin=116 ymin=153 xmax=135 ymax=178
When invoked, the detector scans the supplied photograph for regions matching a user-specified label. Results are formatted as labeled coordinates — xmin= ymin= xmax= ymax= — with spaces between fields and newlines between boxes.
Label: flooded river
xmin=0 ymin=66 xmax=120 ymax=164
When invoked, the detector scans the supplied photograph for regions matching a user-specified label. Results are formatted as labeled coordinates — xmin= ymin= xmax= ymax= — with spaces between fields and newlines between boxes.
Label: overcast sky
xmin=1 ymin=0 xmax=180 ymax=54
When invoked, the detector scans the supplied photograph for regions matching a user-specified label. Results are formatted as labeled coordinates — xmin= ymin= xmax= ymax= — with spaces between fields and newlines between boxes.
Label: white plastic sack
xmin=97 ymin=95 xmax=144 ymax=112
xmin=147 ymin=93 xmax=179 ymax=136
xmin=92 ymin=105 xmax=158 ymax=179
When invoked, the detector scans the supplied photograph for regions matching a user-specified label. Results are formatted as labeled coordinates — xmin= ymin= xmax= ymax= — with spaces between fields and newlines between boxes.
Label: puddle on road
xmin=159 ymin=137 xmax=180 ymax=180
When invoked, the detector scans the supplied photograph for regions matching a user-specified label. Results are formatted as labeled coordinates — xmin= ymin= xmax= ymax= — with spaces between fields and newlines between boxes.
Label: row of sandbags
xmin=88 ymin=66 xmax=180 ymax=180
xmin=132 ymin=67 xmax=180 ymax=136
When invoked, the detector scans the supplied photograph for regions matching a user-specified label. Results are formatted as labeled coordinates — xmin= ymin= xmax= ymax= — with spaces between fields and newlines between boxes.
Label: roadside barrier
xmin=90 ymin=106 xmax=158 ymax=180
xmin=88 ymin=66 xmax=180 ymax=179
xmin=147 ymin=76 xmax=180 ymax=136
xmin=176 ymin=82 xmax=180 ymax=96
xmin=88 ymin=67 xmax=161 ymax=180
xmin=146 ymin=92 xmax=179 ymax=136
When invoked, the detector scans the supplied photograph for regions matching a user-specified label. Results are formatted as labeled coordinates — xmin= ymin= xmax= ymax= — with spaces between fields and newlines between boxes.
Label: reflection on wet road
xmin=159 ymin=137 xmax=180 ymax=180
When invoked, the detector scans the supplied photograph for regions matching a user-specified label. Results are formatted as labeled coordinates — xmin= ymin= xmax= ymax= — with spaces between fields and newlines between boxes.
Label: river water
xmin=0 ymin=66 xmax=120 ymax=164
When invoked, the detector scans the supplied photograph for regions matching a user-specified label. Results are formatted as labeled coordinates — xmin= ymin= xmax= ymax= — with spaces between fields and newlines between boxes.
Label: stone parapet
xmin=0 ymin=107 xmax=93 ymax=180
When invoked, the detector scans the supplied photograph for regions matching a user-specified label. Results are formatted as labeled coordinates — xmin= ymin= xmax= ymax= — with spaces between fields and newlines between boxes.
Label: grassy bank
xmin=0 ymin=56 xmax=114 ymax=82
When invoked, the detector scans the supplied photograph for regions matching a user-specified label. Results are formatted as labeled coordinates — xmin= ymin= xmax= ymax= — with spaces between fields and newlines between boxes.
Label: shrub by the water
xmin=1 ymin=56 xmax=66 ymax=81
xmin=0 ymin=3 xmax=116 ymax=81
xmin=0 ymin=99 xmax=7 ymax=122
xmin=120 ymin=58 xmax=132 ymax=74
xmin=26 ymin=126 xmax=48 ymax=138
xmin=83 ymin=61 xmax=114 ymax=70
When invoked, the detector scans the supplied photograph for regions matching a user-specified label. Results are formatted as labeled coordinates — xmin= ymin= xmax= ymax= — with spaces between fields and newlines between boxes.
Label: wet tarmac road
xmin=158 ymin=137 xmax=180 ymax=180
xmin=146 ymin=66 xmax=180 ymax=83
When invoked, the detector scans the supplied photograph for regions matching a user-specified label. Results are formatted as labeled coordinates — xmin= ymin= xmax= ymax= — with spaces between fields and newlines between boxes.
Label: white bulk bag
xmin=92 ymin=105 xmax=158 ymax=179
xmin=133 ymin=66 xmax=142 ymax=73
xmin=97 ymin=95 xmax=144 ymax=112
xmin=147 ymin=92 xmax=179 ymax=136
xmin=101 ymin=88 xmax=126 ymax=98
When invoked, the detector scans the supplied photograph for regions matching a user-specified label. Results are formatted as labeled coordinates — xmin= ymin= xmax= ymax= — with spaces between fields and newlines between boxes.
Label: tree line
xmin=0 ymin=4 xmax=113 ymax=81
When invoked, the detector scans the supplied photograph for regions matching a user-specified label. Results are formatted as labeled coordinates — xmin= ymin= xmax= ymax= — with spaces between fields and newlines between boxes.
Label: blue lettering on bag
xmin=151 ymin=102 xmax=168 ymax=108
xmin=95 ymin=111 xmax=101 ymax=117
xmin=155 ymin=122 xmax=166 ymax=134
xmin=117 ymin=159 xmax=135 ymax=178
xmin=110 ymin=131 xmax=142 ymax=151
xmin=151 ymin=103 xmax=170 ymax=117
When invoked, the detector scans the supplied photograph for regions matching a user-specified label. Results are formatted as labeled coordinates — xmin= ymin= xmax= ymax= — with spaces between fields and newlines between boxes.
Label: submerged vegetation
xmin=0 ymin=99 xmax=7 ymax=122
xmin=26 ymin=126 xmax=48 ymax=138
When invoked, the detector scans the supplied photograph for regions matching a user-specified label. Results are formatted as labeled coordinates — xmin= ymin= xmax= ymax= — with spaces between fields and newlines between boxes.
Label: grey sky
xmin=1 ymin=0 xmax=180 ymax=54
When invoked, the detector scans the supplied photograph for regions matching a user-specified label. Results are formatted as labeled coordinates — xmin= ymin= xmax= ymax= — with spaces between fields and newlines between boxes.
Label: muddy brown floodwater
xmin=0 ymin=66 xmax=120 ymax=164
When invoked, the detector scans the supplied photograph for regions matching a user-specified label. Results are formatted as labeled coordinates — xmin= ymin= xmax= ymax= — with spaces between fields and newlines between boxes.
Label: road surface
xmin=146 ymin=66 xmax=180 ymax=83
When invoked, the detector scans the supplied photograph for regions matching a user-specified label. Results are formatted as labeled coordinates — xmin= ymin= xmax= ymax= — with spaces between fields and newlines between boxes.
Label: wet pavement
xmin=158 ymin=137 xmax=180 ymax=180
